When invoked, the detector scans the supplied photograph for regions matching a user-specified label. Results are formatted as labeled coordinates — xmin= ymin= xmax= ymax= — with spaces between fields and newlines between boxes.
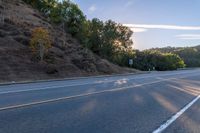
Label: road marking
xmin=0 ymin=77 xmax=176 ymax=111
xmin=0 ymin=71 xmax=198 ymax=95
xmin=152 ymin=95 xmax=200 ymax=133
xmin=0 ymin=72 xmax=199 ymax=112
xmin=0 ymin=80 xmax=112 ymax=95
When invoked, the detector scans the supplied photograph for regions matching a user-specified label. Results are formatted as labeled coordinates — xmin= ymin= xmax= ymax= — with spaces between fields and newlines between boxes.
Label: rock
xmin=0 ymin=30 xmax=7 ymax=37
xmin=72 ymin=58 xmax=97 ymax=72
xmin=49 ymin=47 xmax=65 ymax=58
xmin=13 ymin=36 xmax=29 ymax=45
xmin=23 ymin=31 xmax=31 ymax=37
xmin=67 ymin=39 xmax=73 ymax=44
xmin=46 ymin=65 xmax=58 ymax=74
xmin=8 ymin=30 xmax=21 ymax=36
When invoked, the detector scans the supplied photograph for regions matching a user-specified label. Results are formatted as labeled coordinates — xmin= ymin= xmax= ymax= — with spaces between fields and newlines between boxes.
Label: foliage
xmin=86 ymin=18 xmax=104 ymax=54
xmin=149 ymin=46 xmax=200 ymax=67
xmin=132 ymin=50 xmax=185 ymax=71
xmin=24 ymin=0 xmax=186 ymax=71
xmin=86 ymin=19 xmax=133 ymax=60
xmin=23 ymin=0 xmax=87 ymax=38
xmin=23 ymin=0 xmax=134 ymax=65
xmin=30 ymin=27 xmax=52 ymax=61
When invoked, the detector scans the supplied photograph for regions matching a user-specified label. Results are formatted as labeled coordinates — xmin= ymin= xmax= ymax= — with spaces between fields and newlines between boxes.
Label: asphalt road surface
xmin=0 ymin=69 xmax=200 ymax=133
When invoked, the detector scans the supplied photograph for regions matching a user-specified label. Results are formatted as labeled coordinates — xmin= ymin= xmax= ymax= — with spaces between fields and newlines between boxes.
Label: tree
xmin=30 ymin=27 xmax=52 ymax=61
xmin=86 ymin=19 xmax=134 ymax=60
xmin=148 ymin=46 xmax=200 ymax=67
xmin=23 ymin=0 xmax=135 ymax=67
xmin=86 ymin=18 xmax=104 ymax=54
xmin=132 ymin=50 xmax=185 ymax=71
xmin=64 ymin=3 xmax=87 ymax=38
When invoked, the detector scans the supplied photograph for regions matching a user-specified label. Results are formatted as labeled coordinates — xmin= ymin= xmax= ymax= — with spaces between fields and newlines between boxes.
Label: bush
xmin=30 ymin=27 xmax=52 ymax=61
xmin=132 ymin=50 xmax=185 ymax=71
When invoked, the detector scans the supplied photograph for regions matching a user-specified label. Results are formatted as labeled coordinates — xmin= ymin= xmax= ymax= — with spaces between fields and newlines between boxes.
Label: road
xmin=0 ymin=69 xmax=200 ymax=133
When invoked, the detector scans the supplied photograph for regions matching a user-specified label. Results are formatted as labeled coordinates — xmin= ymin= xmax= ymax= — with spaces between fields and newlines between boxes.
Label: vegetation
xmin=86 ymin=19 xmax=133 ymax=60
xmin=24 ymin=0 xmax=185 ymax=71
xmin=132 ymin=50 xmax=185 ymax=71
xmin=149 ymin=46 xmax=200 ymax=67
xmin=30 ymin=27 xmax=52 ymax=61
xmin=23 ymin=0 xmax=87 ymax=39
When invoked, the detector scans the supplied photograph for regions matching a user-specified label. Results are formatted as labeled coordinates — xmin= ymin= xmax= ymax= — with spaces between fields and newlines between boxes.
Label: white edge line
xmin=0 ymin=74 xmax=198 ymax=111
xmin=0 ymin=78 xmax=174 ymax=111
xmin=152 ymin=95 xmax=200 ymax=133
xmin=0 ymin=71 xmax=198 ymax=95
xmin=0 ymin=77 xmax=157 ymax=94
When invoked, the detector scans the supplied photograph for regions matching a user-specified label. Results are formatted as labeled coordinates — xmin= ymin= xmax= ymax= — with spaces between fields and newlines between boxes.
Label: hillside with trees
xmin=23 ymin=0 xmax=134 ymax=66
xmin=0 ymin=0 xmax=187 ymax=82
xmin=21 ymin=0 xmax=185 ymax=71
xmin=131 ymin=50 xmax=185 ymax=71
xmin=0 ymin=0 xmax=138 ymax=82
xmin=149 ymin=45 xmax=200 ymax=67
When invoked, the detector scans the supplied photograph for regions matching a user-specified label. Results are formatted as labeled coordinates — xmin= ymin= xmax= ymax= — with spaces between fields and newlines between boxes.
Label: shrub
xmin=30 ymin=27 xmax=52 ymax=61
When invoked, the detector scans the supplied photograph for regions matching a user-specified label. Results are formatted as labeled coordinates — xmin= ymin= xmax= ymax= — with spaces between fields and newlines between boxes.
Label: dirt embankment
xmin=0 ymin=0 xmax=138 ymax=82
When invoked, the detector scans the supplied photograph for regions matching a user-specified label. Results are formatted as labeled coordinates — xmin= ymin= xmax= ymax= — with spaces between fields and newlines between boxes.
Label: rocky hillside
xmin=0 ymin=0 xmax=138 ymax=82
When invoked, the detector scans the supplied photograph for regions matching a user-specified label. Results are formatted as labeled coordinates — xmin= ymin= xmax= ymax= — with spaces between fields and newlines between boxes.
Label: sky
xmin=71 ymin=0 xmax=200 ymax=50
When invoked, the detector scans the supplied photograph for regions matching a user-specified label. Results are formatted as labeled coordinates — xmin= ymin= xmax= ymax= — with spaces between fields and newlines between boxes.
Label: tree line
xmin=132 ymin=50 xmax=185 ymax=71
xmin=23 ymin=0 xmax=185 ymax=71
xmin=149 ymin=46 xmax=200 ymax=68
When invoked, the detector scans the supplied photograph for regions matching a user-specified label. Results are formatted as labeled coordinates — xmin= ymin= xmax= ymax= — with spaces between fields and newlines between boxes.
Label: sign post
xmin=129 ymin=59 xmax=133 ymax=67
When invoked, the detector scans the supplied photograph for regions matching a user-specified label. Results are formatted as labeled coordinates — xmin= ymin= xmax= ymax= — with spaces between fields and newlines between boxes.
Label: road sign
xmin=129 ymin=59 xmax=133 ymax=66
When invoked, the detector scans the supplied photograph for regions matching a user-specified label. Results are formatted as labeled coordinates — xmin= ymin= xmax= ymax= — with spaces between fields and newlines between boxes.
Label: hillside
xmin=148 ymin=45 xmax=200 ymax=67
xmin=0 ymin=0 xmax=138 ymax=82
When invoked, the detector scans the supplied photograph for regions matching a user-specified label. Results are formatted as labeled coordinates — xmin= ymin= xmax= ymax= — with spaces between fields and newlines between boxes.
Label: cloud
xmin=124 ymin=1 xmax=134 ymax=7
xmin=176 ymin=34 xmax=200 ymax=40
xmin=130 ymin=27 xmax=148 ymax=33
xmin=88 ymin=5 xmax=96 ymax=13
xmin=124 ymin=24 xmax=200 ymax=33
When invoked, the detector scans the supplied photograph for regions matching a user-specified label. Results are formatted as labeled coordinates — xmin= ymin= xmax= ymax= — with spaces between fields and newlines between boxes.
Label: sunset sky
xmin=71 ymin=0 xmax=200 ymax=50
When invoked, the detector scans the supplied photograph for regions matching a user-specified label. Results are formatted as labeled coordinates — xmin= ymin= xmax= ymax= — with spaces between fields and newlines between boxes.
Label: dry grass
xmin=0 ymin=0 xmax=138 ymax=83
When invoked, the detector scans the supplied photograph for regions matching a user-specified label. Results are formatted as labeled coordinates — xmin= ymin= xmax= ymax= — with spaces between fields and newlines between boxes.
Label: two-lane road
xmin=0 ymin=69 xmax=200 ymax=133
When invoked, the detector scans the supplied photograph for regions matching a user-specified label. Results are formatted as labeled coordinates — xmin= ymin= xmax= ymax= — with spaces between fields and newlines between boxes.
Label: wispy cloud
xmin=124 ymin=1 xmax=134 ymax=7
xmin=130 ymin=27 xmax=148 ymax=33
xmin=88 ymin=5 xmax=97 ymax=13
xmin=124 ymin=24 xmax=200 ymax=33
xmin=176 ymin=34 xmax=200 ymax=40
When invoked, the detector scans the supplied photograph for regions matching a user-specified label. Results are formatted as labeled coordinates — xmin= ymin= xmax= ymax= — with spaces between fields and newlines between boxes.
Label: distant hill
xmin=0 ymin=0 xmax=137 ymax=82
xmin=148 ymin=45 xmax=200 ymax=67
